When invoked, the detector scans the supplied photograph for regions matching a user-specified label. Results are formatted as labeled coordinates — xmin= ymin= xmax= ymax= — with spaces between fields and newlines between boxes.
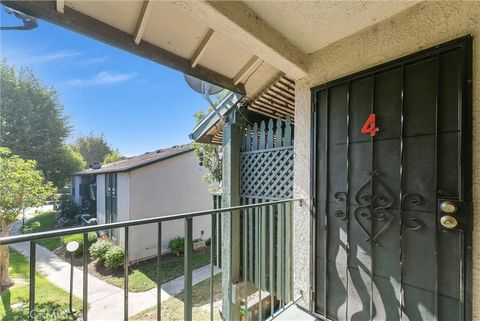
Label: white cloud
xmin=73 ymin=55 xmax=109 ymax=67
xmin=64 ymin=71 xmax=137 ymax=87
xmin=4 ymin=50 xmax=83 ymax=65
xmin=2 ymin=47 xmax=108 ymax=68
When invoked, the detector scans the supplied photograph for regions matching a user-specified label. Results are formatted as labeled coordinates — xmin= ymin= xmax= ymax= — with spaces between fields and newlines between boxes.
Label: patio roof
xmin=2 ymin=1 xmax=418 ymax=103
xmin=190 ymin=74 xmax=296 ymax=144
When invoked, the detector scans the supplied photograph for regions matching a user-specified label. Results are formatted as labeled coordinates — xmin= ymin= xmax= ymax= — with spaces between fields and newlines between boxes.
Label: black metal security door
xmin=312 ymin=37 xmax=472 ymax=321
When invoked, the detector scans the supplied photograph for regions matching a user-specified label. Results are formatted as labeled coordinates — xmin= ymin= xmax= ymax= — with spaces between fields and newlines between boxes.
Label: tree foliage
xmin=71 ymin=133 xmax=112 ymax=167
xmin=0 ymin=61 xmax=84 ymax=187
xmin=103 ymin=150 xmax=123 ymax=164
xmin=0 ymin=147 xmax=55 ymax=289
xmin=192 ymin=110 xmax=223 ymax=191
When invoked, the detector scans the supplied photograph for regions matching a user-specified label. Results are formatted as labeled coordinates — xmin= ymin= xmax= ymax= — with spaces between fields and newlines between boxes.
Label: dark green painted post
xmin=221 ymin=110 xmax=242 ymax=320
xmin=184 ymin=217 xmax=193 ymax=320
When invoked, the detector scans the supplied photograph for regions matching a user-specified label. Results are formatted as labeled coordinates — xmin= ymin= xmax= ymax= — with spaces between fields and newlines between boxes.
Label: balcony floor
xmin=274 ymin=304 xmax=319 ymax=321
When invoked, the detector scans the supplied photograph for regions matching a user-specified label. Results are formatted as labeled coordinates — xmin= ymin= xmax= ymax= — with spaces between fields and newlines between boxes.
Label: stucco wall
xmin=293 ymin=1 xmax=480 ymax=317
xmin=127 ymin=151 xmax=212 ymax=262
xmin=96 ymin=174 xmax=106 ymax=225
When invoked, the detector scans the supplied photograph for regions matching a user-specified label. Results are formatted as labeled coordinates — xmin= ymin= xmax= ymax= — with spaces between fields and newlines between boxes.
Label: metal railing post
xmin=243 ymin=206 xmax=249 ymax=321
xmin=210 ymin=213 xmax=216 ymax=321
xmin=83 ymin=232 xmax=89 ymax=321
xmin=29 ymin=241 xmax=36 ymax=321
xmin=184 ymin=217 xmax=193 ymax=321
xmin=258 ymin=204 xmax=263 ymax=321
xmin=157 ymin=222 xmax=162 ymax=321
xmin=0 ymin=199 xmax=301 ymax=321
xmin=269 ymin=204 xmax=275 ymax=317
xmin=124 ymin=227 xmax=129 ymax=321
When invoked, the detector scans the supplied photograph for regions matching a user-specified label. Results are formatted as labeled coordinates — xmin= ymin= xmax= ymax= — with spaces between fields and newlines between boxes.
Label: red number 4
xmin=361 ymin=114 xmax=379 ymax=136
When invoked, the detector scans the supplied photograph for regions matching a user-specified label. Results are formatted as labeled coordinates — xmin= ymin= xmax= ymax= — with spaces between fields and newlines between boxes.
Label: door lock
xmin=440 ymin=215 xmax=458 ymax=229
xmin=439 ymin=201 xmax=458 ymax=214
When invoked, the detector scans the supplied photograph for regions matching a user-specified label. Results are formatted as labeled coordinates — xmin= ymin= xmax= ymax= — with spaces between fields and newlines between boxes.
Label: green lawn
xmin=0 ymin=249 xmax=83 ymax=321
xmin=22 ymin=212 xmax=62 ymax=251
xmin=131 ymin=273 xmax=222 ymax=321
xmin=93 ymin=249 xmax=212 ymax=292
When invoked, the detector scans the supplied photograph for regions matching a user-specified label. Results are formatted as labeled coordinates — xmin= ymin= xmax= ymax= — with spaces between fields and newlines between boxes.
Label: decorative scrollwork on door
xmin=351 ymin=170 xmax=394 ymax=245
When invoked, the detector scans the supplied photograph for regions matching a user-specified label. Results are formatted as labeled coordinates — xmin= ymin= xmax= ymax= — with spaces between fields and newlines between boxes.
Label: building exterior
xmin=4 ymin=2 xmax=480 ymax=320
xmin=72 ymin=144 xmax=213 ymax=262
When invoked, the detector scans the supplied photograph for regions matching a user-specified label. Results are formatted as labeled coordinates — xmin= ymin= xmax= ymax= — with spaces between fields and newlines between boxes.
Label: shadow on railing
xmin=0 ymin=198 xmax=301 ymax=321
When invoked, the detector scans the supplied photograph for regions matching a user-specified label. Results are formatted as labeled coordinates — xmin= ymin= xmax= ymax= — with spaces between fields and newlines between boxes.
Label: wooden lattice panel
xmin=241 ymin=147 xmax=293 ymax=199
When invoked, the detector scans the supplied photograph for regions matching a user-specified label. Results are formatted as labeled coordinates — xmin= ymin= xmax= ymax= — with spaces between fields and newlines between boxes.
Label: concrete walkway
xmin=9 ymin=217 xmax=220 ymax=320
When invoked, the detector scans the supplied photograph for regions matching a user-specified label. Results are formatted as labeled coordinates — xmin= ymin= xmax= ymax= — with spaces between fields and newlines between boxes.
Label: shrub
xmin=104 ymin=246 xmax=125 ymax=270
xmin=22 ymin=221 xmax=41 ymax=233
xmin=89 ymin=240 xmax=114 ymax=261
xmin=168 ymin=236 xmax=185 ymax=256
xmin=14 ymin=302 xmax=78 ymax=321
xmin=59 ymin=194 xmax=79 ymax=219
xmin=61 ymin=232 xmax=97 ymax=255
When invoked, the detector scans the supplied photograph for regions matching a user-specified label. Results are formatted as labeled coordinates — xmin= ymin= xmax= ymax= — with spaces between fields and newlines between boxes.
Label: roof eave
xmin=189 ymin=92 xmax=243 ymax=143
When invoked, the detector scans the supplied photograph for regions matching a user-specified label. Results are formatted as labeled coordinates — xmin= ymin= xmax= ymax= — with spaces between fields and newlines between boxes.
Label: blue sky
xmin=0 ymin=7 xmax=214 ymax=156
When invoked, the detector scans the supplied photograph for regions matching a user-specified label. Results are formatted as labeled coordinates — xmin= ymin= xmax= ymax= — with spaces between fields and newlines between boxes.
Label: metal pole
xmin=157 ymin=222 xmax=162 ymax=321
xmin=69 ymin=252 xmax=74 ymax=314
xmin=29 ymin=241 xmax=36 ymax=321
xmin=83 ymin=233 xmax=89 ymax=321
xmin=210 ymin=213 xmax=216 ymax=321
xmin=124 ymin=227 xmax=129 ymax=321
xmin=184 ymin=217 xmax=193 ymax=321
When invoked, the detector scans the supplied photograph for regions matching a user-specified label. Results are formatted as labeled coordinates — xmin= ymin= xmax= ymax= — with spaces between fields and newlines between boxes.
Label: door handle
xmin=437 ymin=199 xmax=470 ymax=231
xmin=440 ymin=215 xmax=458 ymax=229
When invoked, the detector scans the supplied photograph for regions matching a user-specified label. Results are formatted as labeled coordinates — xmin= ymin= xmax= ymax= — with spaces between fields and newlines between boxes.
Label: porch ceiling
xmin=3 ymin=1 xmax=420 ymax=110
xmin=243 ymin=1 xmax=419 ymax=54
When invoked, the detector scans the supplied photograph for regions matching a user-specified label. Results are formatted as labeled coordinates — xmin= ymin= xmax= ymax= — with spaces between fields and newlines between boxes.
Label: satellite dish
xmin=1 ymin=7 xmax=38 ymax=30
xmin=184 ymin=75 xmax=223 ymax=96
xmin=184 ymin=74 xmax=226 ymax=123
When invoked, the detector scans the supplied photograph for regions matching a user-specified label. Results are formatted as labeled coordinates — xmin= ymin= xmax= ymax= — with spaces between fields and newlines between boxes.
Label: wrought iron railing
xmin=0 ymin=198 xmax=301 ymax=321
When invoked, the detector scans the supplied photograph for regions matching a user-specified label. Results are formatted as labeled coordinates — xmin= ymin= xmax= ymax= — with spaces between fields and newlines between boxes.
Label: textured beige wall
xmin=293 ymin=1 xmax=480 ymax=317
xmin=128 ymin=151 xmax=212 ymax=262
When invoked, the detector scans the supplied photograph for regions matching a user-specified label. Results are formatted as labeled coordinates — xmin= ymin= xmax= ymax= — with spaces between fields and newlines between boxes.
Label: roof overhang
xmin=189 ymin=91 xmax=243 ymax=144
xmin=2 ymin=0 xmax=420 ymax=125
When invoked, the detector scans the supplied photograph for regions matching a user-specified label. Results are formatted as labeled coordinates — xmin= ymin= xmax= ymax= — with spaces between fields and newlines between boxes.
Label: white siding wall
xmin=127 ymin=151 xmax=212 ymax=262
xmin=116 ymin=173 xmax=130 ymax=246
xmin=96 ymin=174 xmax=106 ymax=225
xmin=72 ymin=176 xmax=82 ymax=206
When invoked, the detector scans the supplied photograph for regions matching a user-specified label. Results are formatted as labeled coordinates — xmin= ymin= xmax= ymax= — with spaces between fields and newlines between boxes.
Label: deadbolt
xmin=440 ymin=215 xmax=458 ymax=229
xmin=440 ymin=201 xmax=458 ymax=214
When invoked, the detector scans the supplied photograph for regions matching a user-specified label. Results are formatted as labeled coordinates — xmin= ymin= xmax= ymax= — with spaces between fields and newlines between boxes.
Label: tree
xmin=71 ymin=133 xmax=112 ymax=167
xmin=103 ymin=150 xmax=123 ymax=164
xmin=0 ymin=61 xmax=80 ymax=188
xmin=192 ymin=110 xmax=223 ymax=191
xmin=0 ymin=148 xmax=55 ymax=289
xmin=60 ymin=146 xmax=86 ymax=175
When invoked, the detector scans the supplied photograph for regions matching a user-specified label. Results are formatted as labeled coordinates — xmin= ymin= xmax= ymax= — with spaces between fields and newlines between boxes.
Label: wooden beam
xmin=174 ymin=1 xmax=307 ymax=78
xmin=262 ymin=91 xmax=294 ymax=109
xmin=56 ymin=0 xmax=63 ymax=13
xmin=133 ymin=0 xmax=154 ymax=45
xmin=269 ymin=85 xmax=295 ymax=102
xmin=191 ymin=28 xmax=215 ymax=68
xmin=2 ymin=1 xmax=245 ymax=94
xmin=275 ymin=79 xmax=295 ymax=95
xmin=232 ymin=56 xmax=262 ymax=85
xmin=256 ymin=97 xmax=294 ymax=115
